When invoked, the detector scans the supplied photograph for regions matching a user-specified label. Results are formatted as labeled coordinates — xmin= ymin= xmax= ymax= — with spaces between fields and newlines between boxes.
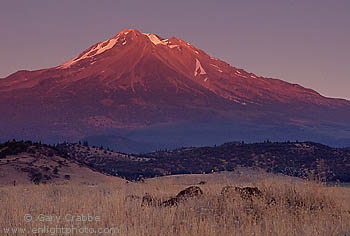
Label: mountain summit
xmin=1 ymin=29 xmax=350 ymax=150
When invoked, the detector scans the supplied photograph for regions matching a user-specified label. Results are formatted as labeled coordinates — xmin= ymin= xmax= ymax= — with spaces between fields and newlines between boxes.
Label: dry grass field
xmin=0 ymin=171 xmax=349 ymax=236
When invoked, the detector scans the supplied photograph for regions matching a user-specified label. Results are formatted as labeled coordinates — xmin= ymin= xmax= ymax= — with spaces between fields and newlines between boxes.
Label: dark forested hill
xmin=58 ymin=141 xmax=350 ymax=182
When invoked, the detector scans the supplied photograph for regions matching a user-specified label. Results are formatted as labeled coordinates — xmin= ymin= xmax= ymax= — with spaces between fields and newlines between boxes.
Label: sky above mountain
xmin=1 ymin=0 xmax=349 ymax=99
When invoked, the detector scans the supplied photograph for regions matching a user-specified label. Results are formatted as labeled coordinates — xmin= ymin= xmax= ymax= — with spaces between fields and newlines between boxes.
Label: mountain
xmin=57 ymin=141 xmax=350 ymax=182
xmin=1 ymin=29 xmax=350 ymax=150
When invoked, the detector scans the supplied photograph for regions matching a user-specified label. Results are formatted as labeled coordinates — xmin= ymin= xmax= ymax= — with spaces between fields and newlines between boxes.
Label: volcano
xmin=1 ymin=29 xmax=350 ymax=151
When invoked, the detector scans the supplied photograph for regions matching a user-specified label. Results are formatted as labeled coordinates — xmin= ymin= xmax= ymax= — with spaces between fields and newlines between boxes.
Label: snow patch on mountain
xmin=194 ymin=59 xmax=207 ymax=76
xmin=237 ymin=74 xmax=248 ymax=79
xmin=210 ymin=64 xmax=223 ymax=72
xmin=59 ymin=37 xmax=119 ymax=68
xmin=144 ymin=33 xmax=168 ymax=46
xmin=143 ymin=33 xmax=182 ymax=51
xmin=233 ymin=99 xmax=247 ymax=105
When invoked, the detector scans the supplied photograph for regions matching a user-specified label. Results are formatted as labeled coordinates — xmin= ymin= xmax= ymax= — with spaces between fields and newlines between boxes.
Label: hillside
xmin=0 ymin=141 xmax=121 ymax=186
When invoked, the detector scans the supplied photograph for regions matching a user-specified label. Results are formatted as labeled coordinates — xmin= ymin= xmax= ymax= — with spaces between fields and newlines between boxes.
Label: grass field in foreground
xmin=0 ymin=171 xmax=349 ymax=236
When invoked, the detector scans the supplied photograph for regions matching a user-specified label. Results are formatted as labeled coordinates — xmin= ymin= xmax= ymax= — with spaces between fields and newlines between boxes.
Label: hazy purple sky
xmin=1 ymin=0 xmax=349 ymax=99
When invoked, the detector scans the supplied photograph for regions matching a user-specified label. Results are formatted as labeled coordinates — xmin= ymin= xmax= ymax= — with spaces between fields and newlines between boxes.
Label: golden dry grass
xmin=0 ymin=171 xmax=349 ymax=236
